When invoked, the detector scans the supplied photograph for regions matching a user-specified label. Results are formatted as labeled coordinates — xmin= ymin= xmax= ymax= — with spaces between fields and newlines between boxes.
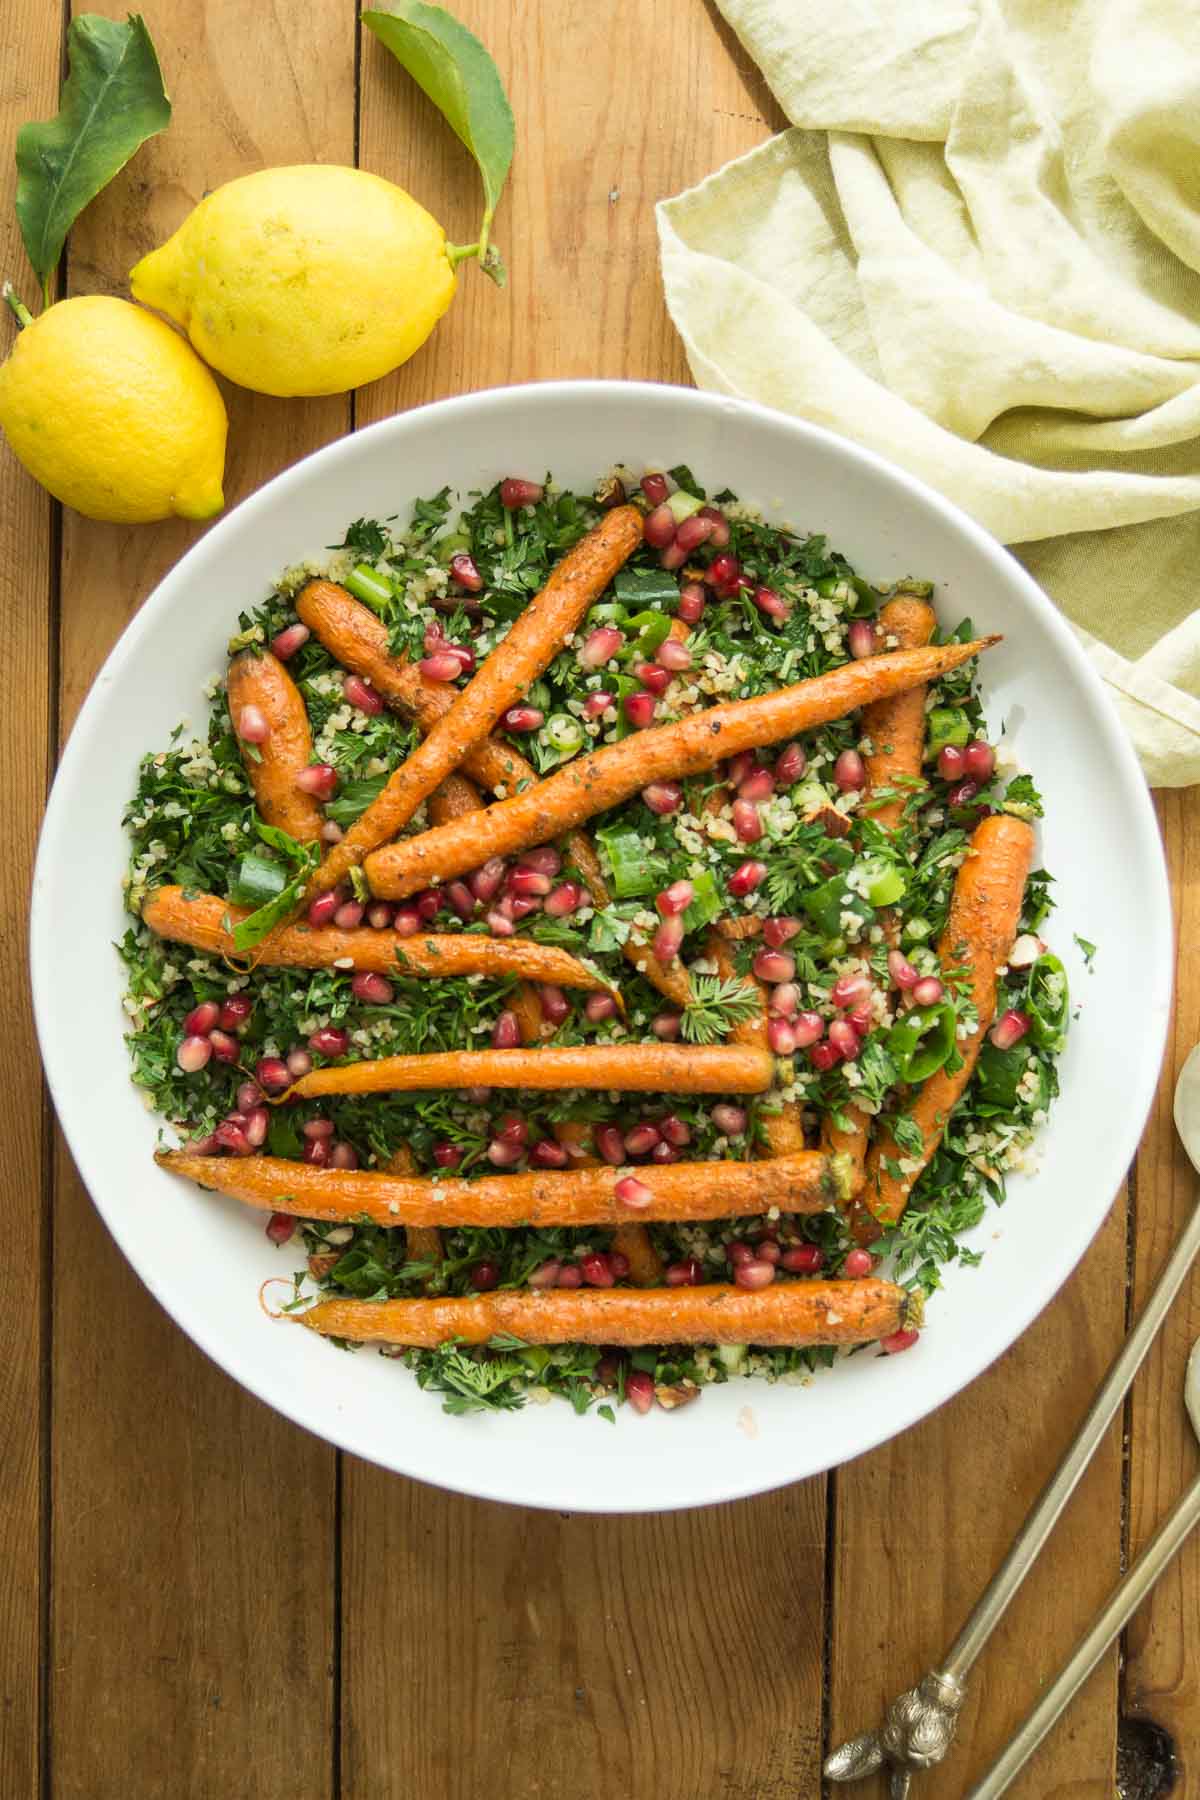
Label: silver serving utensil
xmin=825 ymin=1042 xmax=1200 ymax=1800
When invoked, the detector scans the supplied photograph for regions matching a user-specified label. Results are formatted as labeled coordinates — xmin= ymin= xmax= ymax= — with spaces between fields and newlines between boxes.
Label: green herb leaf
xmin=681 ymin=975 xmax=761 ymax=1047
xmin=1074 ymin=933 xmax=1097 ymax=969
xmin=16 ymin=14 xmax=171 ymax=303
xmin=363 ymin=2 xmax=513 ymax=283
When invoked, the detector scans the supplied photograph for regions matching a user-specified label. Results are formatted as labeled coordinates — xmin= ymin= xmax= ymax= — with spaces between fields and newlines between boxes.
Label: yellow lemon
xmin=131 ymin=165 xmax=457 ymax=398
xmin=0 ymin=295 xmax=226 ymax=523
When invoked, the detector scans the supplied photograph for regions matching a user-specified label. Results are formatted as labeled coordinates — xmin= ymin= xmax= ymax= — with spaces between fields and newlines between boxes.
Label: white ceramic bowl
xmin=32 ymin=381 xmax=1172 ymax=1513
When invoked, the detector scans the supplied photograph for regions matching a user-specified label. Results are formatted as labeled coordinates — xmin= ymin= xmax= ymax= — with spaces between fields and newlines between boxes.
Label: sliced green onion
xmin=901 ymin=916 xmax=932 ymax=945
xmin=544 ymin=713 xmax=584 ymax=755
xmin=596 ymin=825 xmax=668 ymax=899
xmin=613 ymin=568 xmax=679 ymax=608
xmin=1026 ymin=953 xmax=1069 ymax=1051
xmin=345 ymin=563 xmax=393 ymax=611
xmin=623 ymin=609 xmax=672 ymax=659
xmin=886 ymin=1002 xmax=957 ymax=1082
xmin=857 ymin=858 xmax=907 ymax=908
xmin=666 ymin=489 xmax=703 ymax=523
xmin=926 ymin=705 xmax=971 ymax=756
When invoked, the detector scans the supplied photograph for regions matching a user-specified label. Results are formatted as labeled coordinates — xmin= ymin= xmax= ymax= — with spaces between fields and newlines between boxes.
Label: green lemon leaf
xmin=15 ymin=14 xmax=171 ymax=306
xmin=363 ymin=2 xmax=513 ymax=284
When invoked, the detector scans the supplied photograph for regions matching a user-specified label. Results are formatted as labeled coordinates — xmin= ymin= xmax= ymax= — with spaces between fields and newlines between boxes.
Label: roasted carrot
xmin=428 ymin=771 xmax=485 ymax=826
xmin=157 ymin=1146 xmax=850 ymax=1228
xmin=706 ymin=931 xmax=805 ymax=1157
xmin=296 ymin=1279 xmax=919 ymax=1349
xmin=281 ymin=1042 xmax=774 ymax=1102
xmin=509 ymin=980 xmax=549 ymax=1046
xmin=226 ymin=649 xmax=325 ymax=844
xmin=549 ymin=1122 xmax=664 ymax=1286
xmin=365 ymin=638 xmax=997 ymax=899
xmin=385 ymin=1145 xmax=442 ymax=1281
xmin=859 ymin=813 xmax=1036 ymax=1236
xmin=862 ymin=595 xmax=937 ymax=834
xmin=141 ymin=886 xmax=614 ymax=994
xmin=310 ymin=506 xmax=643 ymax=894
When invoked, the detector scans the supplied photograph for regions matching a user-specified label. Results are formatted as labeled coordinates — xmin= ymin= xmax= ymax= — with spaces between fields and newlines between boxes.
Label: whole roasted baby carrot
xmin=296 ymin=1278 xmax=919 ymax=1348
xmin=155 ymin=1146 xmax=851 ymax=1228
xmin=859 ymin=812 xmax=1036 ymax=1236
xmin=141 ymin=886 xmax=615 ymax=994
xmin=281 ymin=1042 xmax=774 ymax=1101
xmin=226 ymin=649 xmax=325 ymax=843
xmin=550 ymin=1121 xmax=664 ymax=1287
xmin=365 ymin=638 xmax=997 ymax=899
xmin=310 ymin=506 xmax=643 ymax=894
xmin=385 ymin=1145 xmax=442 ymax=1283
xmin=862 ymin=595 xmax=937 ymax=834
xmin=705 ymin=931 xmax=805 ymax=1157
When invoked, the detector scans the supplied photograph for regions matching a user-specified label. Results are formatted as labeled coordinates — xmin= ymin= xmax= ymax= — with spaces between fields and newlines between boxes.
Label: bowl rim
xmin=30 ymin=378 xmax=1173 ymax=1511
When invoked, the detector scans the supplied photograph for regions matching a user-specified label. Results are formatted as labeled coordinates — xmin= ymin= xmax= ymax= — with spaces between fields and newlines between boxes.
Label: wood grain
xmin=0 ymin=7 xmax=62 ymax=1792
xmin=47 ymin=3 xmax=351 ymax=1793
xmin=1122 ymin=794 xmax=1200 ymax=1788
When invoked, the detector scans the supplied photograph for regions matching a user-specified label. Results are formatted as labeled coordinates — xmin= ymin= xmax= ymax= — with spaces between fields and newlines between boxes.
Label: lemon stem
xmin=445 ymin=207 xmax=506 ymax=287
xmin=2 ymin=281 xmax=35 ymax=329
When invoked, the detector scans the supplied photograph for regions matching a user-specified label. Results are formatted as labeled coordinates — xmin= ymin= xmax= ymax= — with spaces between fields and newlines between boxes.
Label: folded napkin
xmin=658 ymin=0 xmax=1200 ymax=782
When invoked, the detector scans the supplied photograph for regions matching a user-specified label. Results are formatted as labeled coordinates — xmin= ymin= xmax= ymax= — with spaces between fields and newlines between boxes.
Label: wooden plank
xmin=0 ymin=6 xmax=64 ymax=1792
xmin=342 ymin=6 xmax=825 ymax=1798
xmin=48 ymin=3 xmax=353 ymax=1794
xmin=829 ymin=1201 xmax=1128 ymax=1796
xmin=1122 ymin=791 xmax=1200 ymax=1786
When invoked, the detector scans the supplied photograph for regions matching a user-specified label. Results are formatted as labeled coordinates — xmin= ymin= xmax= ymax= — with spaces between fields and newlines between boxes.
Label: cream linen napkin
xmin=657 ymin=0 xmax=1200 ymax=783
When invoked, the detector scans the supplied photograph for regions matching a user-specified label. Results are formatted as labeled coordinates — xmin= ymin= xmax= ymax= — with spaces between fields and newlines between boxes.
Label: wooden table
xmin=3 ymin=4 xmax=1197 ymax=1794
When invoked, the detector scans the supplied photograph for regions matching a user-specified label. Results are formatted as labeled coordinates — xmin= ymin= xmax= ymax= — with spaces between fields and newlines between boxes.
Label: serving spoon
xmin=825 ymin=1042 xmax=1200 ymax=1799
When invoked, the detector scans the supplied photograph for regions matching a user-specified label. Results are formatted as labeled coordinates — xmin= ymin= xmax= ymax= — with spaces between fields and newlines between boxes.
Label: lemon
xmin=131 ymin=165 xmax=457 ymax=399
xmin=0 ymin=295 xmax=226 ymax=523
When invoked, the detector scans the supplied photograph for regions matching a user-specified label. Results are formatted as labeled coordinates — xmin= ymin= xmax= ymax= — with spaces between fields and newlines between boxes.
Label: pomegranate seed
xmin=544 ymin=881 xmax=583 ymax=917
xmin=176 ymin=1033 xmax=212 ymax=1073
xmin=302 ymin=1118 xmax=335 ymax=1141
xmin=432 ymin=1141 xmax=463 ymax=1167
xmin=581 ymin=1253 xmax=615 ymax=1288
xmin=215 ymin=1120 xmax=253 ymax=1157
xmin=738 ymin=768 xmax=775 ymax=804
xmin=727 ymin=859 xmax=767 ymax=897
xmin=626 ymin=1370 xmax=656 ymax=1413
xmin=271 ymin=622 xmax=310 ymax=660
xmin=595 ymin=1125 xmax=626 ymax=1165
xmin=844 ymin=1248 xmax=875 ymax=1277
xmin=947 ymin=779 xmax=980 ymax=808
xmin=656 ymin=881 xmax=694 ymax=918
xmin=624 ymin=1122 xmax=662 ymax=1157
xmin=470 ymin=1260 xmax=500 ymax=1291
xmin=782 ymin=1244 xmax=825 ymax=1273
xmin=1008 ymin=933 xmax=1045 ymax=969
xmin=828 ymin=1018 xmax=860 ymax=1060
xmin=756 ymin=1239 xmax=782 ymax=1265
xmin=624 ymin=690 xmax=657 ymax=729
xmin=393 ymin=906 xmax=422 ymax=937
xmin=726 ymin=750 xmax=757 ymax=787
xmin=697 ymin=505 xmax=730 ymax=547
xmin=502 ymin=705 xmax=544 ymax=732
xmin=265 ymin=1212 xmax=295 ymax=1246
xmin=485 ymin=908 xmax=515 ymax=936
xmin=334 ymin=900 xmax=364 ymax=930
xmin=580 ymin=625 xmax=624 ymax=668
xmin=367 ymin=902 xmax=394 ymax=930
xmin=328 ymin=1141 xmax=359 ymax=1170
xmin=990 ymin=1008 xmax=1031 ymax=1051
xmin=500 ymin=477 xmax=544 ymax=508
xmin=847 ymin=619 xmax=879 ymax=659
xmin=529 ymin=1260 xmax=561 ymax=1289
xmin=351 ymin=972 xmax=394 ymax=1005
xmin=256 ymin=1056 xmax=291 ymax=1093
xmin=677 ymin=583 xmax=707 ymax=624
xmin=658 ymin=1113 xmax=691 ymax=1148
xmin=635 ymin=662 xmax=671 ymax=695
xmin=847 ymin=1003 xmax=872 ymax=1036
xmin=770 ymin=982 xmax=799 ymax=1018
xmin=761 ymin=916 xmax=800 ymax=949
xmin=530 ymin=1138 xmax=569 ymax=1168
xmin=615 ymin=1175 xmax=653 ymax=1211
xmin=768 ymin=1018 xmax=797 ymax=1054
xmin=753 ymin=584 xmax=790 ymax=624
xmin=881 ymin=1327 xmax=920 ymax=1354
xmin=486 ymin=1137 xmax=523 ymax=1167
xmin=711 ymin=1102 xmax=747 ymax=1136
xmin=706 ymin=551 xmax=740 ymax=591
xmin=307 ymin=890 xmax=341 ymax=928
xmin=775 ymin=742 xmax=807 ymax=785
xmin=735 ymin=1259 xmax=776 ymax=1290
xmin=470 ymin=857 xmax=507 ymax=902
xmin=655 ymin=636 xmax=692 ymax=673
xmin=643 ymin=503 xmax=677 ymax=548
xmin=557 ymin=1264 xmax=583 ymax=1288
xmin=732 ymin=798 xmax=763 ymax=843
xmin=666 ymin=1258 xmax=704 ymax=1286
xmin=308 ymin=1026 xmax=349 ymax=1057
xmin=538 ymin=983 xmax=570 ymax=1025
xmin=753 ymin=948 xmax=795 ymax=984
xmin=296 ymin=763 xmax=338 ymax=800
xmin=652 ymin=915 xmax=685 ymax=962
xmin=285 ymin=1047 xmax=312 ymax=1079
xmin=651 ymin=1010 xmax=682 ymax=1041
xmin=938 ymin=744 xmax=966 ymax=781
xmin=726 ymin=1241 xmax=754 ymax=1267
xmin=642 ymin=780 xmax=682 ymax=815
xmin=651 ymin=1140 xmax=679 ymax=1167
xmin=184 ymin=1000 xmax=219 ymax=1037
xmin=834 ymin=749 xmax=867 ymax=792
xmin=583 ymin=689 xmax=616 ymax=719
xmin=912 ymin=976 xmax=945 ymax=1006
xmin=236 ymin=1080 xmax=263 ymax=1113
xmin=520 ymin=845 xmax=562 ymax=877
xmin=792 ymin=1012 xmax=824 ymax=1048
xmin=343 ymin=674 xmax=383 ymax=714
xmin=239 ymin=1107 xmax=269 ymax=1151
xmin=219 ymin=996 xmax=253 ymax=1033
xmin=888 ymin=949 xmax=920 ymax=989
xmin=809 ymin=1040 xmax=840 ymax=1071
xmin=235 ymin=704 xmax=269 ymax=745
xmin=660 ymin=539 xmax=689 ymax=572
xmin=964 ymin=740 xmax=996 ymax=782
xmin=831 ymin=971 xmax=872 ymax=1010
xmin=449 ymin=551 xmax=483 ymax=593
xmin=675 ymin=514 xmax=715 ymax=554
xmin=491 ymin=1009 xmax=521 ymax=1048
xmin=419 ymin=650 xmax=466 ymax=684
xmin=585 ymin=992 xmax=618 ymax=1022
xmin=415 ymin=889 xmax=442 ymax=921
xmin=302 ymin=1135 xmax=330 ymax=1166
xmin=508 ymin=866 xmax=551 ymax=899
xmin=495 ymin=1112 xmax=529 ymax=1145
xmin=640 ymin=472 xmax=670 ymax=505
